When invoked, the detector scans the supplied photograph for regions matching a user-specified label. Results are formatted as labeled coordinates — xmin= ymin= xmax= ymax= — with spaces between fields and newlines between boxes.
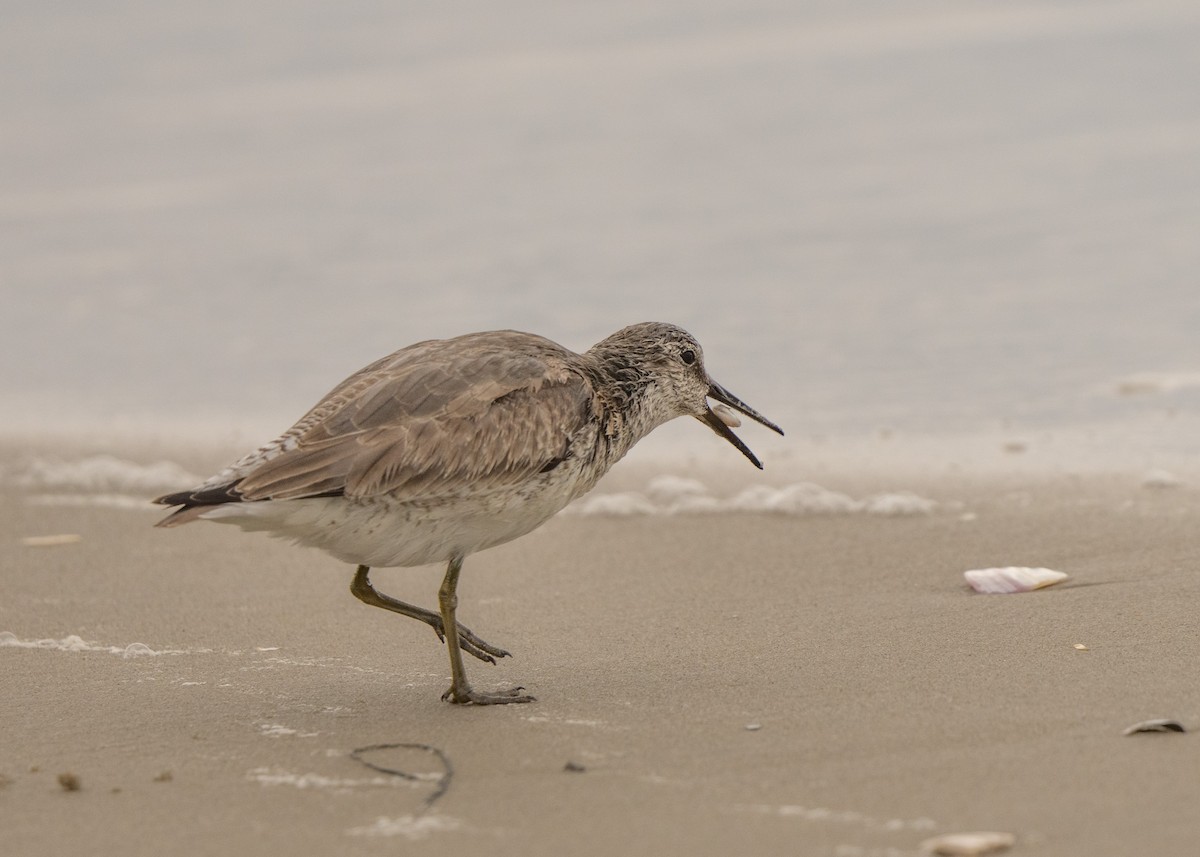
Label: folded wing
xmin=155 ymin=332 xmax=594 ymax=522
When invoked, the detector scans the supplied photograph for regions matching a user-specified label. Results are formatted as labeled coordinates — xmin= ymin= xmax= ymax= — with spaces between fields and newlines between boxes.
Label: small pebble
xmin=563 ymin=761 xmax=586 ymax=773
xmin=1073 ymin=644 xmax=1088 ymax=651
xmin=744 ymin=723 xmax=762 ymax=732
xmin=153 ymin=770 xmax=174 ymax=783
xmin=58 ymin=772 xmax=81 ymax=792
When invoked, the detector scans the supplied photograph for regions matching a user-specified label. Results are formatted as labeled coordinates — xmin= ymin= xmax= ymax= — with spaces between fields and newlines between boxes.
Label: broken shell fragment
xmin=963 ymin=566 xmax=1069 ymax=594
xmin=21 ymin=534 xmax=82 ymax=547
xmin=1122 ymin=719 xmax=1186 ymax=735
xmin=711 ymin=403 xmax=742 ymax=428
xmin=920 ymin=831 xmax=1016 ymax=856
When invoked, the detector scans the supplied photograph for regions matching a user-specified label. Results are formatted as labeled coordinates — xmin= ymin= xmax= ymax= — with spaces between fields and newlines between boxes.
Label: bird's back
xmin=156 ymin=330 xmax=601 ymax=528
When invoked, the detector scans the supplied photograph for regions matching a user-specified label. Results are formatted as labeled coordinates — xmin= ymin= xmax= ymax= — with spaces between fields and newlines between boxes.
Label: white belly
xmin=196 ymin=479 xmax=580 ymax=568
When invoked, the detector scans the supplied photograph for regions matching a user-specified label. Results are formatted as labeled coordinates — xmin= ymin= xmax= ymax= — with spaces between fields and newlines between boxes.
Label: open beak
xmin=700 ymin=380 xmax=785 ymax=469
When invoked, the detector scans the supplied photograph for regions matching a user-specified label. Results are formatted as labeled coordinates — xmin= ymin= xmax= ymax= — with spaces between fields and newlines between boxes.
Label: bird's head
xmin=592 ymin=322 xmax=784 ymax=468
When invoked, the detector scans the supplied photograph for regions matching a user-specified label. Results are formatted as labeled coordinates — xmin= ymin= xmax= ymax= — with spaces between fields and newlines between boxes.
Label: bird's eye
xmin=680 ymin=349 xmax=696 ymax=365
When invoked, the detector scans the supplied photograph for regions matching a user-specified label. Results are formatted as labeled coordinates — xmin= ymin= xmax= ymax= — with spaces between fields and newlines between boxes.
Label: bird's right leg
xmin=438 ymin=555 xmax=534 ymax=705
xmin=350 ymin=565 xmax=509 ymax=663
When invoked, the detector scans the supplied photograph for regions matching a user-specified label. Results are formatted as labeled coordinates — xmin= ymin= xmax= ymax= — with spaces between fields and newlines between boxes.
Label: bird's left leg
xmin=350 ymin=565 xmax=509 ymax=663
xmin=438 ymin=555 xmax=534 ymax=705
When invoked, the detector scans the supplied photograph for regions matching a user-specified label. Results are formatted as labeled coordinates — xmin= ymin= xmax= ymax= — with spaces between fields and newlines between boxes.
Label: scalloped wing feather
xmin=230 ymin=334 xmax=592 ymax=503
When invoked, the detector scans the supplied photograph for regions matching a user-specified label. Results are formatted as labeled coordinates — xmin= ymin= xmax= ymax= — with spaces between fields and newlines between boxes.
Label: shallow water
xmin=3 ymin=0 xmax=1199 ymax=452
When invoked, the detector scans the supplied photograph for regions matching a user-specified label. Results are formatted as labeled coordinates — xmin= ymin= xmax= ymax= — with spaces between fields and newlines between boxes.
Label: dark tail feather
xmin=154 ymin=482 xmax=244 ymax=508
xmin=153 ymin=482 xmax=244 ymax=528
xmin=152 ymin=482 xmax=346 ymax=527
xmin=154 ymin=504 xmax=215 ymax=528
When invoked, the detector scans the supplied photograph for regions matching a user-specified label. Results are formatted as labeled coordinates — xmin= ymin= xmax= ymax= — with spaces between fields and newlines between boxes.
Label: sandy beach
xmin=5 ymin=0 xmax=1200 ymax=853
xmin=3 ymin=438 xmax=1198 ymax=857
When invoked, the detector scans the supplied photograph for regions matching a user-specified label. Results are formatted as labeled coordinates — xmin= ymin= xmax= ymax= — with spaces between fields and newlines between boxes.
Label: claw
xmin=461 ymin=642 xmax=497 ymax=665
xmin=449 ymin=622 xmax=510 ymax=663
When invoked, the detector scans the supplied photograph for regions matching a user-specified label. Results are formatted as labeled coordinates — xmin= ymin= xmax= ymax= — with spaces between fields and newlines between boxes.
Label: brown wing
xmin=224 ymin=332 xmax=593 ymax=502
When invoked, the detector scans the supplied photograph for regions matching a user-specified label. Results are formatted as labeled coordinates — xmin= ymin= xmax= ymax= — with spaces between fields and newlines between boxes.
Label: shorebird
xmin=155 ymin=322 xmax=782 ymax=704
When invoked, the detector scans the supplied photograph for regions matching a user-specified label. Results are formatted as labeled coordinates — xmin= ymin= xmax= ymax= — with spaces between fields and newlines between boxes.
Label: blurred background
xmin=3 ymin=0 xmax=1200 ymax=460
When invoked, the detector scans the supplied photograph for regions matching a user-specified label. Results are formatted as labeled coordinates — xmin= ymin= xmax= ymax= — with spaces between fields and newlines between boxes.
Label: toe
xmin=441 ymin=685 xmax=535 ymax=705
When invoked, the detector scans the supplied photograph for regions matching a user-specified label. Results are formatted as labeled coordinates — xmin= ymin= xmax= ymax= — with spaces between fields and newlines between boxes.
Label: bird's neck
xmin=583 ymin=352 xmax=676 ymax=462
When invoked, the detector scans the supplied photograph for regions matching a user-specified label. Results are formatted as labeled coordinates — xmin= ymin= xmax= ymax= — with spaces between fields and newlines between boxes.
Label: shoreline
xmin=3 ymin=408 xmax=1199 ymax=486
xmin=3 ymin=436 xmax=1199 ymax=855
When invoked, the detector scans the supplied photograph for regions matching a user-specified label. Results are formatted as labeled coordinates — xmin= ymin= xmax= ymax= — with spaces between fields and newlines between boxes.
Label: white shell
xmin=1122 ymin=718 xmax=1186 ymax=735
xmin=964 ymin=566 xmax=1068 ymax=594
xmin=711 ymin=403 xmax=742 ymax=427
xmin=920 ymin=831 xmax=1016 ymax=856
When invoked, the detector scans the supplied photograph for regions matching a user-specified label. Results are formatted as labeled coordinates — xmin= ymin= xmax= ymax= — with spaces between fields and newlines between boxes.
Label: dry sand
xmin=2 ymin=441 xmax=1199 ymax=856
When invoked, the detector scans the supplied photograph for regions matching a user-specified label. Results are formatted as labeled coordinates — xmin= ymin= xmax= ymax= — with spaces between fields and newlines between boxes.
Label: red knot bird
xmin=155 ymin=322 xmax=782 ymax=705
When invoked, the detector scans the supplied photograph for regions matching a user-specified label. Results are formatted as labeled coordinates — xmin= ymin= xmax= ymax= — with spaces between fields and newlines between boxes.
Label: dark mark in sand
xmin=350 ymin=743 xmax=453 ymax=810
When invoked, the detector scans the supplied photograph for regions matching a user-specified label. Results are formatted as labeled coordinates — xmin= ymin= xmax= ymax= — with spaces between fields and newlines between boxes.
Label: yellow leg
xmin=438 ymin=556 xmax=534 ymax=705
xmin=350 ymin=565 xmax=509 ymax=663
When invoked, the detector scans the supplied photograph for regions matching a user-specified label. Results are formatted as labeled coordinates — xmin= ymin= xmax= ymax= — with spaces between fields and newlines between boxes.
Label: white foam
xmin=346 ymin=815 xmax=462 ymax=839
xmin=249 ymin=767 xmax=419 ymax=791
xmin=521 ymin=713 xmax=606 ymax=728
xmin=7 ymin=454 xmax=199 ymax=494
xmin=0 ymin=631 xmax=184 ymax=658
xmin=1142 ymin=469 xmax=1184 ymax=489
xmin=862 ymin=491 xmax=940 ymax=516
xmin=566 ymin=479 xmax=936 ymax=517
xmin=1113 ymin=372 xmax=1200 ymax=396
xmin=644 ymin=475 xmax=709 ymax=504
xmin=258 ymin=723 xmax=319 ymax=738
xmin=727 ymin=483 xmax=863 ymax=514
xmin=568 ymin=492 xmax=661 ymax=516
xmin=738 ymin=802 xmax=937 ymax=833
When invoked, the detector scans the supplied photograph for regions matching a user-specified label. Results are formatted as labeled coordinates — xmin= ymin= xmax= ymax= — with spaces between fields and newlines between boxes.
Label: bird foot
xmin=433 ymin=621 xmax=511 ymax=664
xmin=441 ymin=683 xmax=535 ymax=705
xmin=457 ymin=626 xmax=511 ymax=664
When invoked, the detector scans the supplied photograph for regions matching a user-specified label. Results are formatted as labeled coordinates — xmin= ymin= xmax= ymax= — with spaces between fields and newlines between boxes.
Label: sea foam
xmin=249 ymin=767 xmax=408 ymax=790
xmin=1113 ymin=372 xmax=1200 ymax=396
xmin=7 ymin=454 xmax=199 ymax=493
xmin=346 ymin=815 xmax=462 ymax=839
xmin=565 ymin=476 xmax=936 ymax=517
xmin=6 ymin=454 xmax=200 ymax=511
xmin=0 ymin=631 xmax=184 ymax=658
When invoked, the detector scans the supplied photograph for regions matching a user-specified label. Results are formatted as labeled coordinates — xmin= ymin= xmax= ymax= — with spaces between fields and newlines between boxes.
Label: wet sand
xmin=2 ymin=442 xmax=1199 ymax=856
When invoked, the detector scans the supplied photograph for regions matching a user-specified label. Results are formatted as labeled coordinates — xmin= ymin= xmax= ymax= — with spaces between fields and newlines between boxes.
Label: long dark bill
xmin=700 ymin=380 xmax=785 ymax=470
